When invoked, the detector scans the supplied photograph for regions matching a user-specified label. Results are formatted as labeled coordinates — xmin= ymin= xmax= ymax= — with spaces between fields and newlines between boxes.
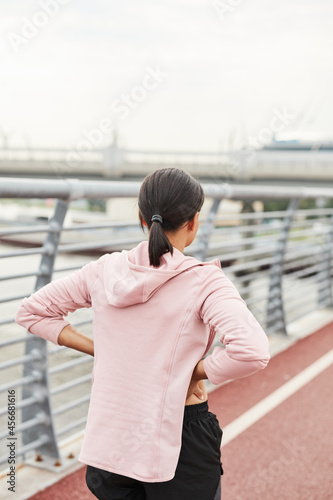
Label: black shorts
xmin=85 ymin=400 xmax=223 ymax=500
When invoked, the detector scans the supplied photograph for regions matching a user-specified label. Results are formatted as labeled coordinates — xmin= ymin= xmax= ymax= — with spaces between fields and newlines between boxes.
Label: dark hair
xmin=138 ymin=168 xmax=205 ymax=267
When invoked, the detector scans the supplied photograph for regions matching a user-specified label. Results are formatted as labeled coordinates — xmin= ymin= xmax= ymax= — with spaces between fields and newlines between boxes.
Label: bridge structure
xmin=1 ymin=140 xmax=333 ymax=183
xmin=0 ymin=177 xmax=332 ymax=499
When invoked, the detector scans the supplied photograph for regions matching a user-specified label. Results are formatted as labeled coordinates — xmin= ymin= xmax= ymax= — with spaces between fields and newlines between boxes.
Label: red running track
xmin=28 ymin=322 xmax=333 ymax=500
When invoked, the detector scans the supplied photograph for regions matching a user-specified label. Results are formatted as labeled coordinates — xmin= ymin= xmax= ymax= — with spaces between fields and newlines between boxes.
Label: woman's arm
xmin=58 ymin=324 xmax=94 ymax=356
xmin=15 ymin=259 xmax=98 ymax=345
xmin=197 ymin=267 xmax=270 ymax=386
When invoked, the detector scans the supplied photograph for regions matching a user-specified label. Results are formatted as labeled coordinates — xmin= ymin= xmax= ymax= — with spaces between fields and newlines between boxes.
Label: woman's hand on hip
xmin=186 ymin=360 xmax=208 ymax=403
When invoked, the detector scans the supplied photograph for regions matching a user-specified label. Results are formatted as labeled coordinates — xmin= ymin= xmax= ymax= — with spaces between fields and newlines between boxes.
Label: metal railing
xmin=0 ymin=177 xmax=332 ymax=472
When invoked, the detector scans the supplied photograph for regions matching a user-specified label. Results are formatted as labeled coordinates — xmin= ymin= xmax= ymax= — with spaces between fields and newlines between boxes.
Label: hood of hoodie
xmin=103 ymin=241 xmax=221 ymax=308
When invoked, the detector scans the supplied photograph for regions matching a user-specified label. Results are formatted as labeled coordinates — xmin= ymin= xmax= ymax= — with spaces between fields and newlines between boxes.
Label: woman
xmin=15 ymin=168 xmax=270 ymax=500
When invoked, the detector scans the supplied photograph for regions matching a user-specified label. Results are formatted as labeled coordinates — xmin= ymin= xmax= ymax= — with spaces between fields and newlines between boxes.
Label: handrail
xmin=2 ymin=177 xmax=333 ymax=200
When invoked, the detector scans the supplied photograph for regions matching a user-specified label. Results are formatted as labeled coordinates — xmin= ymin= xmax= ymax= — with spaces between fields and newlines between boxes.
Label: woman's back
xmin=82 ymin=242 xmax=221 ymax=480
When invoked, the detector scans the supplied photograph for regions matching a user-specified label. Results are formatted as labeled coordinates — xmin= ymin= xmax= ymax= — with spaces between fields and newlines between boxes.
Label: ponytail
xmin=149 ymin=219 xmax=173 ymax=267
xmin=138 ymin=168 xmax=205 ymax=267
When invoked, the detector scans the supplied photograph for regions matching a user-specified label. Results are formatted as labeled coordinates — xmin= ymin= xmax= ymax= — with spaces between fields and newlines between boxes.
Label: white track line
xmin=222 ymin=349 xmax=333 ymax=446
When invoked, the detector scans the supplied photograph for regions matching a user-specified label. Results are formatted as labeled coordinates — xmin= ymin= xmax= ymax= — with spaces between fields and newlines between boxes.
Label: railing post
xmin=234 ymin=200 xmax=256 ymax=302
xmin=21 ymin=199 xmax=69 ymax=469
xmin=317 ymin=214 xmax=333 ymax=308
xmin=194 ymin=198 xmax=221 ymax=261
xmin=266 ymin=199 xmax=299 ymax=334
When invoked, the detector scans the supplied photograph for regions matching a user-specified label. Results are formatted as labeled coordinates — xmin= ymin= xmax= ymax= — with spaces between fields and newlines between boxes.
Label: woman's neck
xmin=164 ymin=231 xmax=186 ymax=254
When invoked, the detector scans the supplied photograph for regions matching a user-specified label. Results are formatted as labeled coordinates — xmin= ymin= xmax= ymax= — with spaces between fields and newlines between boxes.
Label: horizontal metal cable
xmin=0 ymin=247 xmax=45 ymax=258
xmin=0 ymin=372 xmax=42 ymax=394
xmin=244 ymin=293 xmax=268 ymax=308
xmin=0 ymin=225 xmax=51 ymax=236
xmin=57 ymin=237 xmax=142 ymax=253
xmin=220 ymin=255 xmax=274 ymax=273
xmin=208 ymin=234 xmax=279 ymax=250
xmin=0 ymin=271 xmax=39 ymax=281
xmin=0 ymin=413 xmax=47 ymax=440
xmin=229 ymin=269 xmax=269 ymax=283
xmin=62 ymin=220 xmax=140 ymax=231
xmin=284 ymin=295 xmax=317 ymax=313
xmin=0 ymin=352 xmax=40 ymax=371
xmin=50 ymin=373 xmax=92 ymax=395
xmin=0 ymin=317 xmax=15 ymax=326
xmin=53 ymin=394 xmax=90 ymax=416
xmin=238 ymin=285 xmax=269 ymax=301
xmin=0 ymin=293 xmax=28 ymax=304
xmin=0 ymin=434 xmax=49 ymax=465
xmin=56 ymin=416 xmax=87 ymax=438
xmin=285 ymin=303 xmax=317 ymax=323
xmin=283 ymin=287 xmax=318 ymax=308
xmin=210 ymin=244 xmax=277 ymax=262
xmin=48 ymin=355 xmax=92 ymax=375
xmin=0 ymin=335 xmax=29 ymax=348
xmin=53 ymin=264 xmax=89 ymax=274
xmin=282 ymin=262 xmax=322 ymax=280
xmin=0 ymin=395 xmax=39 ymax=418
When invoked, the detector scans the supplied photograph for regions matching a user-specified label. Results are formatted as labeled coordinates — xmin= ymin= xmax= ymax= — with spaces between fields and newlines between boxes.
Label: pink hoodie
xmin=15 ymin=241 xmax=270 ymax=482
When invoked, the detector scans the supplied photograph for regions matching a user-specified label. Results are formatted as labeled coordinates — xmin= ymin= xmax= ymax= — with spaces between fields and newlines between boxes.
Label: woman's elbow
xmin=242 ymin=355 xmax=269 ymax=380
xmin=254 ymin=330 xmax=270 ymax=368
xmin=246 ymin=343 xmax=270 ymax=372
xmin=15 ymin=304 xmax=24 ymax=327
xmin=15 ymin=302 xmax=31 ymax=330
xmin=257 ymin=356 xmax=270 ymax=370
xmin=254 ymin=345 xmax=270 ymax=371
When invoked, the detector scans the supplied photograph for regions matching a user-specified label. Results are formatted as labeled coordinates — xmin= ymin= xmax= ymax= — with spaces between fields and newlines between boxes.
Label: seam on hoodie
xmin=192 ymin=265 xmax=220 ymax=321
xmin=142 ymin=278 xmax=146 ymax=303
xmin=89 ymin=254 xmax=106 ymax=297
xmin=154 ymin=295 xmax=196 ymax=479
xmin=88 ymin=255 xmax=108 ymax=375
xmin=110 ymin=268 xmax=132 ymax=296
xmin=191 ymin=266 xmax=222 ymax=357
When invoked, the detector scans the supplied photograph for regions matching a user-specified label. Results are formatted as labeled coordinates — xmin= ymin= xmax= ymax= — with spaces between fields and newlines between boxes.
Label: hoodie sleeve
xmin=197 ymin=266 xmax=270 ymax=385
xmin=15 ymin=259 xmax=99 ymax=346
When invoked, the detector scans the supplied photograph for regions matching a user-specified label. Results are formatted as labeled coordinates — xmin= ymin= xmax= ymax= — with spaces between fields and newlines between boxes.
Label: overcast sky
xmin=0 ymin=0 xmax=332 ymax=151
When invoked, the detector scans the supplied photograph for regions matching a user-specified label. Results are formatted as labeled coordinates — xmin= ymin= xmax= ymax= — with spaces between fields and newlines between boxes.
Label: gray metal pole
xmin=266 ymin=199 xmax=299 ymax=334
xmin=318 ymin=215 xmax=333 ymax=308
xmin=235 ymin=200 xmax=256 ymax=302
xmin=194 ymin=198 xmax=221 ymax=261
xmin=21 ymin=199 xmax=69 ymax=469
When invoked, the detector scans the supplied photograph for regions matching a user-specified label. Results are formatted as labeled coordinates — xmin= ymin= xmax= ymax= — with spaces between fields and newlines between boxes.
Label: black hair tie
xmin=151 ymin=214 xmax=163 ymax=224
